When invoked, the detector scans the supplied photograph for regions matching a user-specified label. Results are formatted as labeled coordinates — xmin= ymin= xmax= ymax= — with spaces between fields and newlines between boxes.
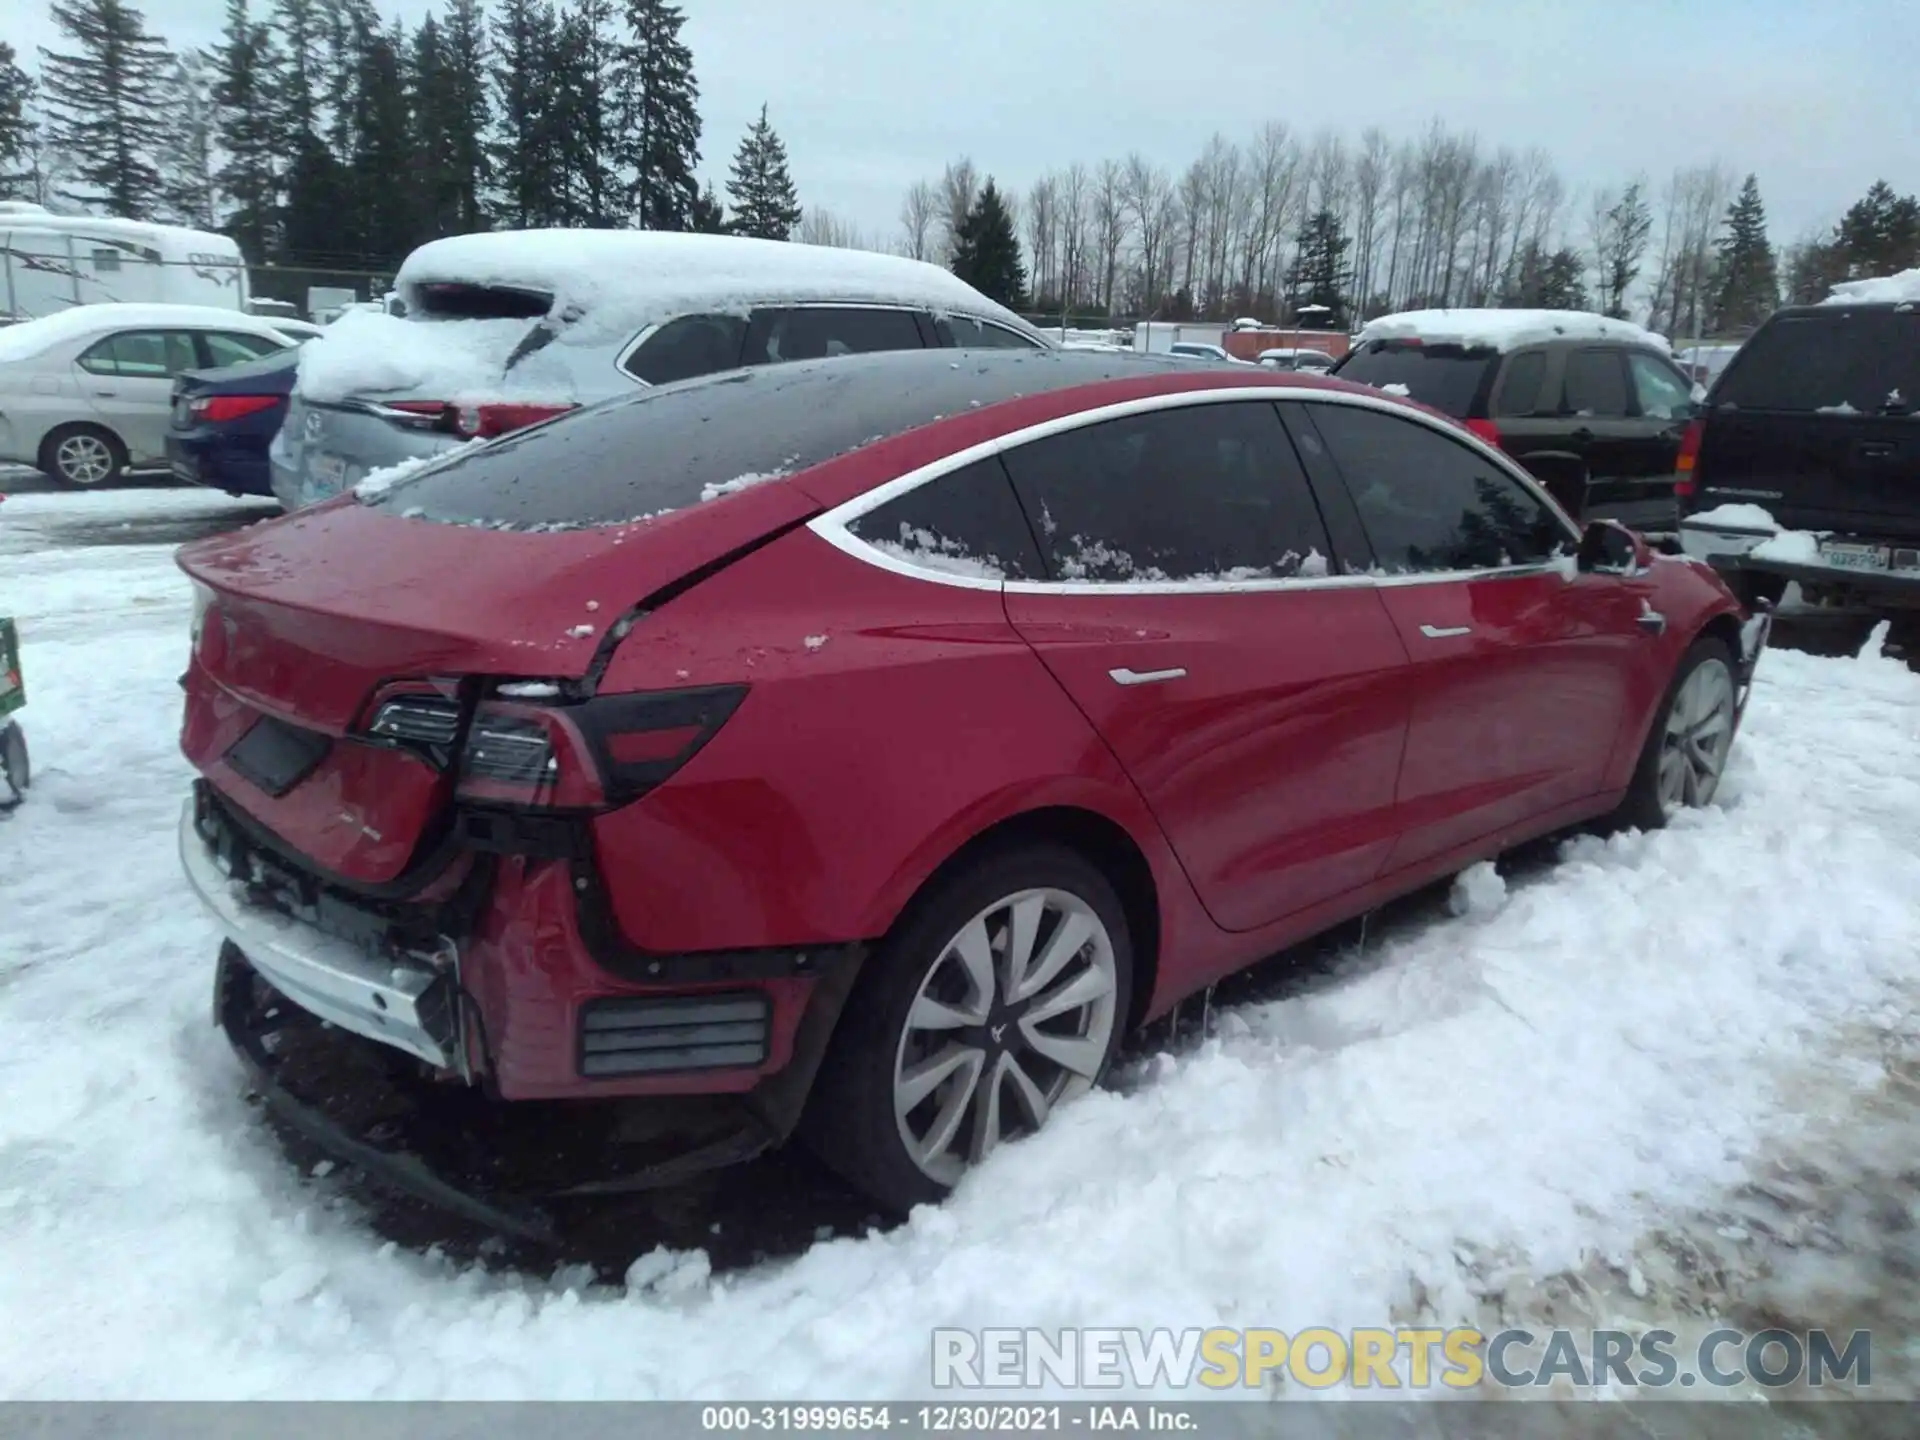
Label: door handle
xmin=1418 ymin=624 xmax=1472 ymax=639
xmin=1109 ymin=666 xmax=1187 ymax=686
xmin=1636 ymin=601 xmax=1667 ymax=636
xmin=94 ymin=389 xmax=117 ymax=397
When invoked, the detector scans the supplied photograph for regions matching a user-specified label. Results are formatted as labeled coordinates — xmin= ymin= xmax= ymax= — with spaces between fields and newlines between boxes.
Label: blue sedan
xmin=165 ymin=348 xmax=298 ymax=500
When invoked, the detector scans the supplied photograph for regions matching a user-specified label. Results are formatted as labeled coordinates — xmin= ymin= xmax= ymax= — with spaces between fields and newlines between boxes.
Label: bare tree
xmin=1350 ymin=128 xmax=1390 ymax=319
xmin=1093 ymin=158 xmax=1129 ymax=314
xmin=1122 ymin=153 xmax=1179 ymax=314
xmin=899 ymin=179 xmax=937 ymax=262
xmin=799 ymin=208 xmax=879 ymax=252
xmin=1240 ymin=123 xmax=1300 ymax=311
xmin=1588 ymin=178 xmax=1654 ymax=317
xmin=1025 ymin=174 xmax=1059 ymax=304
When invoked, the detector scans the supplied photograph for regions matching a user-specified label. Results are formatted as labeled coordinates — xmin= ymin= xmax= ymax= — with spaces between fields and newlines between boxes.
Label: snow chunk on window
xmin=872 ymin=525 xmax=1008 ymax=580
xmin=1686 ymin=503 xmax=1779 ymax=532
xmin=1822 ymin=267 xmax=1920 ymax=306
xmin=1357 ymin=308 xmax=1671 ymax=355
xmin=1379 ymin=382 xmax=1412 ymax=397
xmin=698 ymin=470 xmax=787 ymax=504
xmin=354 ymin=451 xmax=457 ymax=501
xmin=1055 ymin=537 xmax=1172 ymax=583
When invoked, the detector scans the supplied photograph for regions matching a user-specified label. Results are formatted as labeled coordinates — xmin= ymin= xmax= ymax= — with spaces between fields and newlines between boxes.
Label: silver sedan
xmin=0 ymin=304 xmax=294 ymax=486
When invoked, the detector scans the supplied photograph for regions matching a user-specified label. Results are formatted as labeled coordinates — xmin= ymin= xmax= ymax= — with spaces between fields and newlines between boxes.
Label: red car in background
xmin=176 ymin=349 xmax=1768 ymax=1217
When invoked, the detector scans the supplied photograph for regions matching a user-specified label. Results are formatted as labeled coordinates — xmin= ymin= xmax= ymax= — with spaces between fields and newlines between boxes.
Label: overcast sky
xmin=15 ymin=0 xmax=1918 ymax=247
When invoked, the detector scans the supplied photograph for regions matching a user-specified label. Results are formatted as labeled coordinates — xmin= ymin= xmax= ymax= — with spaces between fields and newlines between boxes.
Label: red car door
xmin=997 ymin=399 xmax=1413 ymax=933
xmin=1293 ymin=399 xmax=1649 ymax=873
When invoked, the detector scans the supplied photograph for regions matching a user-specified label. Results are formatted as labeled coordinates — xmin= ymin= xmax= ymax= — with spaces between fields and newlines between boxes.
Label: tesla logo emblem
xmin=990 ymin=1023 xmax=1007 ymax=1044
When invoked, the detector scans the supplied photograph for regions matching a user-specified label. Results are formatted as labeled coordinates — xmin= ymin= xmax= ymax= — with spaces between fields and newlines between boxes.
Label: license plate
xmin=1818 ymin=541 xmax=1890 ymax=572
xmin=312 ymin=453 xmax=348 ymax=491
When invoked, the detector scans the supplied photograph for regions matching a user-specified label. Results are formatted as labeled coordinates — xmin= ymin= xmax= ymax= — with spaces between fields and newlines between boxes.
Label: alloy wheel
xmin=1657 ymin=657 xmax=1735 ymax=814
xmin=892 ymin=886 xmax=1119 ymax=1186
xmin=55 ymin=433 xmax=114 ymax=485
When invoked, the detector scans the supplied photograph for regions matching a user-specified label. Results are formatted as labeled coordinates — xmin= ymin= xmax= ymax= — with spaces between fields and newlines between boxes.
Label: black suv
xmin=1333 ymin=328 xmax=1699 ymax=533
xmin=1678 ymin=298 xmax=1919 ymax=610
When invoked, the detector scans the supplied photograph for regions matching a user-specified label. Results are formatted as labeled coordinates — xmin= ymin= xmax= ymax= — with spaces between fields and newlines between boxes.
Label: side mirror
xmin=1576 ymin=519 xmax=1650 ymax=574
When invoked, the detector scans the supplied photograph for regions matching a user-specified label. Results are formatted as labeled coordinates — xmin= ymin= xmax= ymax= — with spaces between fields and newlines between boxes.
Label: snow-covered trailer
xmin=0 ymin=204 xmax=249 ymax=322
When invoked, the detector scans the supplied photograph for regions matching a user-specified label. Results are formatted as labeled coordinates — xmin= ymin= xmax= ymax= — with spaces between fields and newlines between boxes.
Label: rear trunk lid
xmin=180 ymin=425 xmax=820 ymax=884
xmin=1693 ymin=306 xmax=1920 ymax=540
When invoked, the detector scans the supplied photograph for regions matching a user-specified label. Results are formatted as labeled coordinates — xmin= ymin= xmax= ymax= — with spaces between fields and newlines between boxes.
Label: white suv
xmin=272 ymin=229 xmax=1051 ymax=511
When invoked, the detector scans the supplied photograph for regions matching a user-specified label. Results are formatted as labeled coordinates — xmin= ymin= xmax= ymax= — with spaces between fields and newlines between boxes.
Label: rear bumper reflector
xmin=179 ymin=800 xmax=462 ymax=1070
xmin=578 ymin=992 xmax=772 ymax=1077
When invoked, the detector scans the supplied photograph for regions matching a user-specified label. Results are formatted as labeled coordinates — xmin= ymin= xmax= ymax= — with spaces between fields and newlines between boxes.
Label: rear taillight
xmin=190 ymin=394 xmax=280 ymax=423
xmin=454 ymin=684 xmax=748 ymax=811
xmin=1464 ymin=418 xmax=1503 ymax=448
xmin=1674 ymin=419 xmax=1704 ymax=498
xmin=378 ymin=400 xmax=575 ymax=440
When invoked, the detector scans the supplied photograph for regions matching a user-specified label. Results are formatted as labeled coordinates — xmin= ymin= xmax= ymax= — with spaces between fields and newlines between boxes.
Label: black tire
xmin=39 ymin=424 xmax=127 ymax=487
xmin=1728 ymin=570 xmax=1788 ymax=611
xmin=0 ymin=721 xmax=26 ymax=808
xmin=1610 ymin=635 xmax=1740 ymax=833
xmin=799 ymin=843 xmax=1134 ymax=1213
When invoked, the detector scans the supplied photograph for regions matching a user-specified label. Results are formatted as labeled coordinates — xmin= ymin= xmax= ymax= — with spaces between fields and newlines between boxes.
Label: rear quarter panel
xmin=590 ymin=525 xmax=1221 ymax=1006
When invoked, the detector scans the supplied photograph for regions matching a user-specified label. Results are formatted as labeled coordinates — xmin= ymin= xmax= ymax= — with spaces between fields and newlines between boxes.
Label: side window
xmin=747 ymin=307 xmax=925 ymax=364
xmin=847 ymin=458 xmax=1045 ymax=580
xmin=201 ymin=331 xmax=286 ymax=368
xmin=623 ymin=313 xmax=749 ymax=386
xmin=76 ymin=330 xmax=198 ymax=378
xmin=1491 ymin=351 xmax=1548 ymax=417
xmin=936 ymin=314 xmax=1044 ymax=350
xmin=999 ymin=401 xmax=1334 ymax=582
xmin=1627 ymin=352 xmax=1696 ymax=420
xmin=91 ymin=248 xmax=122 ymax=274
xmin=1308 ymin=402 xmax=1567 ymax=574
xmin=1559 ymin=348 xmax=1631 ymax=418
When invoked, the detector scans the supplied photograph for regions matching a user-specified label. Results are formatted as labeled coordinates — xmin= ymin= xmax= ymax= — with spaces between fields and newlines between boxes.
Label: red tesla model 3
xmin=176 ymin=348 xmax=1768 ymax=1214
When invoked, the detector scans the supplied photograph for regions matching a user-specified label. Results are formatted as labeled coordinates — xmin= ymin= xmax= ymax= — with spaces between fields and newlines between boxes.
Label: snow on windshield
xmin=1357 ymin=308 xmax=1672 ymax=354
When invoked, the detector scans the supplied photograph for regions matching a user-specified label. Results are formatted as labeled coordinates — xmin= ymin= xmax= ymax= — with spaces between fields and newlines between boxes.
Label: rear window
xmin=1716 ymin=310 xmax=1920 ymax=415
xmin=409 ymin=282 xmax=554 ymax=321
xmin=1333 ymin=341 xmax=1497 ymax=416
xmin=362 ymin=347 xmax=1140 ymax=530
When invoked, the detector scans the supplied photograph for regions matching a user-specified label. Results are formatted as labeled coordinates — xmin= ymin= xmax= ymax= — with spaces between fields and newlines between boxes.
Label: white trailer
xmin=1132 ymin=320 xmax=1229 ymax=355
xmin=0 ymin=204 xmax=249 ymax=322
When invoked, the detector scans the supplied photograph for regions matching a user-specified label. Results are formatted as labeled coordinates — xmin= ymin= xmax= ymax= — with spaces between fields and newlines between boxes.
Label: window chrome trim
xmin=807 ymin=384 xmax=1584 ymax=597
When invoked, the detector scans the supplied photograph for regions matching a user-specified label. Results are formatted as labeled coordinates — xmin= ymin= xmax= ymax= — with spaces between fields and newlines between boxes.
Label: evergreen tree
xmin=1710 ymin=174 xmax=1779 ymax=333
xmin=1784 ymin=237 xmax=1849 ymax=306
xmin=1538 ymin=249 xmax=1588 ymax=310
xmin=1287 ymin=207 xmax=1352 ymax=327
xmin=347 ymin=21 xmax=414 ymax=264
xmin=214 ymin=0 xmax=280 ymax=261
xmin=949 ymin=178 xmax=1027 ymax=307
xmin=407 ymin=14 xmax=457 ymax=240
xmin=37 ymin=0 xmax=174 ymax=217
xmin=1835 ymin=180 xmax=1920 ymax=280
xmin=273 ymin=0 xmax=324 ymax=143
xmin=490 ymin=0 xmax=564 ymax=227
xmin=273 ymin=0 xmax=331 ymax=256
xmin=0 ymin=44 xmax=31 ymax=185
xmin=155 ymin=49 xmax=219 ymax=229
xmin=612 ymin=0 xmax=701 ymax=230
xmin=726 ymin=103 xmax=801 ymax=240
xmin=553 ymin=0 xmax=619 ymax=226
xmin=1594 ymin=182 xmax=1652 ymax=318
xmin=691 ymin=181 xmax=728 ymax=234
xmin=439 ymin=0 xmax=492 ymax=233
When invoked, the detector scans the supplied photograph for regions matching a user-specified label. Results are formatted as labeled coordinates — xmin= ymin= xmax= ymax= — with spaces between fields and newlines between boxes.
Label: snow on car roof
xmin=396 ymin=229 xmax=1037 ymax=333
xmin=1821 ymin=267 xmax=1920 ymax=306
xmin=0 ymin=304 xmax=292 ymax=362
xmin=1356 ymin=308 xmax=1672 ymax=354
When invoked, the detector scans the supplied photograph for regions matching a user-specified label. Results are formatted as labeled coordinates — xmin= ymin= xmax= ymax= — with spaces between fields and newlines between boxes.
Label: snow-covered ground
xmin=4 ymin=483 xmax=1920 ymax=1403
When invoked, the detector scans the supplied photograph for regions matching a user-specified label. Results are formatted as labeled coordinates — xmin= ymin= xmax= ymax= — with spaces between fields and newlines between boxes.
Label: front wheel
xmin=1 ymin=721 xmax=27 ymax=807
xmin=41 ymin=425 xmax=126 ymax=487
xmin=801 ymin=844 xmax=1133 ymax=1212
xmin=1612 ymin=635 xmax=1739 ymax=832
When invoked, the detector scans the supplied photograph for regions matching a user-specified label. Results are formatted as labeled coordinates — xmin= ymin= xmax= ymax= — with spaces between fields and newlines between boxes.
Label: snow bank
xmin=1684 ymin=503 xmax=1778 ymax=531
xmin=1823 ymin=267 xmax=1920 ymax=306
xmin=1357 ymin=308 xmax=1671 ymax=354
xmin=0 ymin=304 xmax=292 ymax=363
xmin=299 ymin=310 xmax=568 ymax=407
xmin=1749 ymin=529 xmax=1825 ymax=564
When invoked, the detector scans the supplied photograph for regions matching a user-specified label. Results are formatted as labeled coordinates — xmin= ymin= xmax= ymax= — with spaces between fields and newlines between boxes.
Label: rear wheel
xmin=801 ymin=844 xmax=1133 ymax=1212
xmin=1611 ymin=636 xmax=1739 ymax=832
xmin=40 ymin=424 xmax=126 ymax=487
xmin=0 ymin=721 xmax=27 ymax=807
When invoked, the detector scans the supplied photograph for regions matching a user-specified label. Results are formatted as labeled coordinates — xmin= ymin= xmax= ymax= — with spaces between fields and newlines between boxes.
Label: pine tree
xmin=1710 ymin=174 xmax=1779 ymax=333
xmin=439 ymin=0 xmax=491 ymax=233
xmin=36 ymin=0 xmax=174 ymax=217
xmin=726 ymin=103 xmax=801 ymax=240
xmin=0 ymin=44 xmax=31 ymax=186
xmin=273 ymin=0 xmax=332 ymax=257
xmin=691 ymin=181 xmax=728 ymax=234
xmin=1287 ymin=207 xmax=1352 ymax=327
xmin=154 ymin=49 xmax=219 ymax=228
xmin=490 ymin=0 xmax=564 ymax=228
xmin=1836 ymin=180 xmax=1920 ymax=280
xmin=949 ymin=178 xmax=1027 ymax=307
xmin=407 ymin=14 xmax=456 ymax=240
xmin=347 ymin=20 xmax=414 ymax=264
xmin=553 ymin=0 xmax=618 ymax=226
xmin=1594 ymin=182 xmax=1652 ymax=318
xmin=273 ymin=0 xmax=324 ymax=144
xmin=214 ymin=0 xmax=280 ymax=261
xmin=1540 ymin=249 xmax=1589 ymax=310
xmin=612 ymin=0 xmax=702 ymax=230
